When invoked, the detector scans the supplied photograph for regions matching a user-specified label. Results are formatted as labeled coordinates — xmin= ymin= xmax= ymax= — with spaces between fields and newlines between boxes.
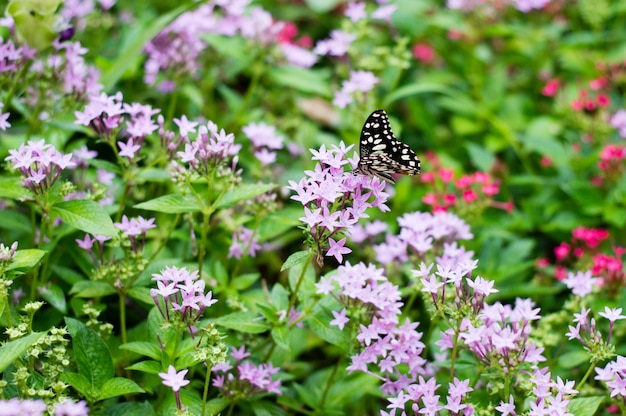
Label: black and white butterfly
xmin=353 ymin=110 xmax=421 ymax=184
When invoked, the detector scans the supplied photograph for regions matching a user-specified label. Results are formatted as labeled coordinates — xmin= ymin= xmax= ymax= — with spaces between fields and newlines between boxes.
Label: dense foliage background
xmin=1 ymin=0 xmax=625 ymax=415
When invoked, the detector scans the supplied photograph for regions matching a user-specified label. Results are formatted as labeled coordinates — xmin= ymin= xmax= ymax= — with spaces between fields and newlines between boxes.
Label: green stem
xmin=449 ymin=320 xmax=461 ymax=377
xmin=575 ymin=359 xmax=598 ymax=392
xmin=119 ymin=292 xmax=129 ymax=374
xmin=149 ymin=214 xmax=181 ymax=263
xmin=201 ymin=365 xmax=212 ymax=416
xmin=286 ymin=255 xmax=312 ymax=319
xmin=320 ymin=358 xmax=341 ymax=408
xmin=198 ymin=212 xmax=209 ymax=276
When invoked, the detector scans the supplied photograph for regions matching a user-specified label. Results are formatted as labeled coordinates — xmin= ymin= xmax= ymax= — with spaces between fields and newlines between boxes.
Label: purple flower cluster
xmin=74 ymin=92 xmax=160 ymax=152
xmin=49 ymin=41 xmax=102 ymax=98
xmin=596 ymin=355 xmax=626 ymax=399
xmin=0 ymin=398 xmax=89 ymax=416
xmin=446 ymin=0 xmax=551 ymax=12
xmin=316 ymin=263 xmax=427 ymax=394
xmin=76 ymin=233 xmax=111 ymax=266
xmin=175 ymin=121 xmax=241 ymax=177
xmin=150 ymin=266 xmax=218 ymax=328
xmin=143 ymin=3 xmax=309 ymax=90
xmin=567 ymin=306 xmax=624 ymax=353
xmin=563 ymin=270 xmax=598 ymax=297
xmin=332 ymin=70 xmax=379 ymax=108
xmin=314 ymin=30 xmax=356 ymax=56
xmin=212 ymin=346 xmax=282 ymax=397
xmin=0 ymin=37 xmax=36 ymax=76
xmin=158 ymin=365 xmax=190 ymax=411
xmin=5 ymin=140 xmax=76 ymax=195
xmin=242 ymin=122 xmax=284 ymax=166
xmin=287 ymin=142 xmax=390 ymax=265
xmin=373 ymin=211 xmax=474 ymax=265
xmin=228 ymin=226 xmax=260 ymax=259
xmin=114 ymin=215 xmax=156 ymax=252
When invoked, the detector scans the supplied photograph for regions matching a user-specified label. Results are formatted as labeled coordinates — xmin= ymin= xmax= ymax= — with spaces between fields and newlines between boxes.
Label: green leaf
xmin=134 ymin=194 xmax=202 ymax=214
xmin=0 ymin=210 xmax=31 ymax=233
xmin=6 ymin=249 xmax=47 ymax=271
xmin=465 ymin=142 xmax=495 ymax=172
xmin=39 ymin=283 xmax=67 ymax=313
xmin=61 ymin=372 xmax=95 ymax=402
xmin=213 ymin=311 xmax=271 ymax=334
xmin=203 ymin=398 xmax=229 ymax=416
xmin=307 ymin=311 xmax=349 ymax=350
xmin=304 ymin=0 xmax=341 ymax=13
xmin=567 ymin=396 xmax=604 ymax=416
xmin=100 ymin=3 xmax=196 ymax=90
xmin=281 ymin=250 xmax=311 ymax=272
xmin=51 ymin=200 xmax=117 ymax=237
xmin=267 ymin=66 xmax=332 ymax=97
xmin=216 ymin=183 xmax=277 ymax=209
xmin=271 ymin=326 xmax=290 ymax=352
xmin=135 ymin=168 xmax=172 ymax=182
xmin=70 ymin=280 xmax=115 ymax=298
xmin=126 ymin=360 xmax=162 ymax=375
xmin=65 ymin=317 xmax=115 ymax=389
xmin=120 ymin=342 xmax=161 ymax=360
xmin=0 ymin=332 xmax=46 ymax=373
xmin=98 ymin=377 xmax=144 ymax=400
xmin=232 ymin=273 xmax=261 ymax=290
xmin=128 ymin=287 xmax=154 ymax=305
xmin=98 ymin=401 xmax=156 ymax=416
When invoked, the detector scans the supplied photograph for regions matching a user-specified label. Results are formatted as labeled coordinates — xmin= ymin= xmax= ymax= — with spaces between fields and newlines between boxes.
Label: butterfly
xmin=353 ymin=110 xmax=421 ymax=184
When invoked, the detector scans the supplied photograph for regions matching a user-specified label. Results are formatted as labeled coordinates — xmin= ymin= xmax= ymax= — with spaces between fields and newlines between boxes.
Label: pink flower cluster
xmin=5 ymin=140 xmax=76 ymax=195
xmin=175 ymin=121 xmax=241 ymax=176
xmin=420 ymin=159 xmax=512 ymax=214
xmin=212 ymin=346 xmax=281 ymax=396
xmin=242 ymin=122 xmax=284 ymax=166
xmin=288 ymin=142 xmax=390 ymax=264
xmin=150 ymin=266 xmax=218 ymax=327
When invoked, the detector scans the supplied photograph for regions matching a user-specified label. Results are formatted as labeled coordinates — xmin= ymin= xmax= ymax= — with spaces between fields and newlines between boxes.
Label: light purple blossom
xmin=345 ymin=2 xmax=367 ymax=21
xmin=228 ymin=226 xmax=261 ymax=259
xmin=151 ymin=266 xmax=218 ymax=328
xmin=53 ymin=399 xmax=89 ymax=416
xmin=0 ymin=102 xmax=10 ymax=130
xmin=314 ymin=30 xmax=356 ymax=56
xmin=281 ymin=43 xmax=317 ymax=68
xmin=287 ymin=142 xmax=390 ymax=266
xmin=5 ymin=140 xmax=77 ymax=195
xmin=212 ymin=346 xmax=282 ymax=397
xmin=610 ymin=109 xmax=626 ymax=138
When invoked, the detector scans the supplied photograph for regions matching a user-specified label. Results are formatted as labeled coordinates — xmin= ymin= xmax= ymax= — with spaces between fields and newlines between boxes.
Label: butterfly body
xmin=354 ymin=110 xmax=421 ymax=184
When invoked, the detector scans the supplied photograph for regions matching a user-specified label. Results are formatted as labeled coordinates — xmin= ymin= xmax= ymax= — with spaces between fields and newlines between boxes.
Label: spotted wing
xmin=355 ymin=110 xmax=421 ymax=184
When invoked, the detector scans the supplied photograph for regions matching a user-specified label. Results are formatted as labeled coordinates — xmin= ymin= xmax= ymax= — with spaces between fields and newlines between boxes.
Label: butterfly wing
xmin=355 ymin=110 xmax=421 ymax=184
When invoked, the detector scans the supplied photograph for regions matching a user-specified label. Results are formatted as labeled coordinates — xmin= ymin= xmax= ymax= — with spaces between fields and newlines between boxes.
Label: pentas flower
xmin=412 ymin=42 xmax=436 ymax=65
xmin=0 ymin=398 xmax=47 ymax=416
xmin=228 ymin=226 xmax=261 ymax=259
xmin=370 ymin=210 xmax=474 ymax=266
xmin=51 ymin=40 xmax=102 ymax=98
xmin=174 ymin=120 xmax=241 ymax=178
xmin=53 ymin=399 xmax=90 ymax=416
xmin=0 ymin=102 xmax=10 ymax=130
xmin=571 ymin=88 xmax=610 ymax=113
xmin=213 ymin=346 xmax=282 ymax=396
xmin=541 ymin=78 xmax=560 ymax=97
xmin=563 ymin=270 xmax=598 ymax=297
xmin=332 ymin=70 xmax=379 ymax=109
xmin=114 ymin=215 xmax=156 ymax=253
xmin=143 ymin=3 xmax=300 ymax=89
xmin=345 ymin=2 xmax=367 ymax=22
xmin=596 ymin=355 xmax=626 ymax=400
xmin=5 ymin=140 xmax=77 ymax=195
xmin=314 ymin=30 xmax=356 ymax=56
xmin=594 ymin=144 xmax=626 ymax=185
xmin=446 ymin=0 xmax=551 ymax=12
xmin=76 ymin=233 xmax=110 ymax=266
xmin=159 ymin=365 xmax=189 ymax=411
xmin=74 ymin=91 xmax=124 ymax=138
xmin=0 ymin=241 xmax=18 ymax=264
xmin=242 ymin=122 xmax=284 ymax=166
xmin=420 ymin=158 xmax=512 ymax=215
xmin=316 ymin=262 xmax=426 ymax=395
xmin=151 ymin=266 xmax=218 ymax=331
xmin=0 ymin=38 xmax=34 ymax=76
xmin=287 ymin=142 xmax=390 ymax=266
xmin=546 ymin=227 xmax=625 ymax=293
xmin=610 ymin=109 xmax=626 ymax=138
